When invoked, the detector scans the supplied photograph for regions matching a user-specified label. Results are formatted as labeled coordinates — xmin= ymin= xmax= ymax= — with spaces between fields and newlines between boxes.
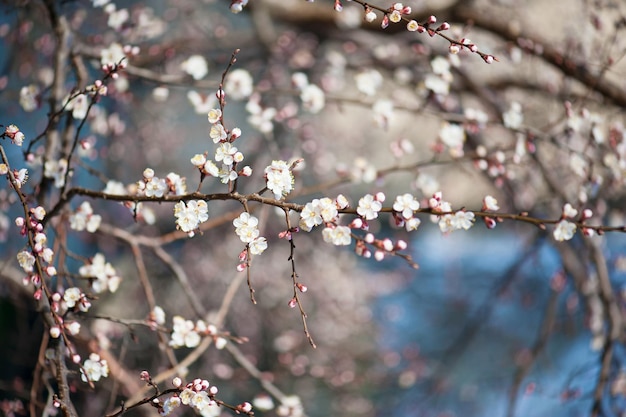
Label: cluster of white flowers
xmin=264 ymin=160 xmax=295 ymax=200
xmin=321 ymin=225 xmax=352 ymax=246
xmin=299 ymin=197 xmax=343 ymax=231
xmin=159 ymin=378 xmax=228 ymax=417
xmin=62 ymin=287 xmax=91 ymax=312
xmin=4 ymin=124 xmax=26 ymax=146
xmin=170 ymin=316 xmax=204 ymax=348
xmin=69 ymin=201 xmax=102 ymax=233
xmin=428 ymin=192 xmax=476 ymax=233
xmin=392 ymin=193 xmax=422 ymax=231
xmin=173 ymin=200 xmax=209 ymax=235
xmin=138 ymin=168 xmax=187 ymax=198
xmin=81 ymin=353 xmax=109 ymax=383
xmin=292 ymin=72 xmax=325 ymax=114
xmin=78 ymin=253 xmax=121 ymax=293
xmin=193 ymin=107 xmax=251 ymax=184
xmin=554 ymin=220 xmax=576 ymax=242
xmin=16 ymin=206 xmax=56 ymax=278
xmin=233 ymin=212 xmax=267 ymax=255
xmin=438 ymin=210 xmax=476 ymax=233
xmin=169 ymin=316 xmax=227 ymax=350
xmin=553 ymin=203 xmax=580 ymax=242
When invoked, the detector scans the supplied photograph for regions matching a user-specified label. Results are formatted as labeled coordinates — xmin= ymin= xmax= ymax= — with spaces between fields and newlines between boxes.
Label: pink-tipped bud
xmin=484 ymin=217 xmax=497 ymax=229
xmin=350 ymin=218 xmax=364 ymax=229
xmin=236 ymin=263 xmax=246 ymax=272
xmin=288 ymin=298 xmax=297 ymax=308
xmin=140 ymin=370 xmax=151 ymax=381
xmin=428 ymin=15 xmax=437 ymax=24
xmin=437 ymin=22 xmax=450 ymax=31
xmin=297 ymin=283 xmax=308 ymax=293
xmin=381 ymin=14 xmax=389 ymax=29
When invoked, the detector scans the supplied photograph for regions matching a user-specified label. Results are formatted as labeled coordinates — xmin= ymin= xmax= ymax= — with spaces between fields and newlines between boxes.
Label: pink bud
xmin=236 ymin=263 xmax=246 ymax=272
xmin=31 ymin=274 xmax=41 ymax=286
xmin=428 ymin=15 xmax=437 ymax=24
xmin=297 ymin=283 xmax=308 ymax=293
xmin=73 ymin=354 xmax=81 ymax=363
xmin=484 ymin=217 xmax=497 ymax=229
xmin=395 ymin=240 xmax=408 ymax=250
xmin=140 ymin=370 xmax=151 ymax=381
xmin=349 ymin=218 xmax=364 ymax=229
xmin=381 ymin=14 xmax=389 ymax=29
xmin=374 ymin=250 xmax=385 ymax=261
xmin=288 ymin=298 xmax=297 ymax=308
xmin=583 ymin=227 xmax=595 ymax=237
